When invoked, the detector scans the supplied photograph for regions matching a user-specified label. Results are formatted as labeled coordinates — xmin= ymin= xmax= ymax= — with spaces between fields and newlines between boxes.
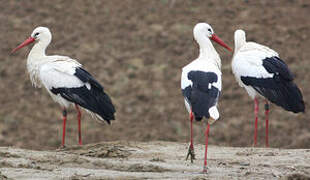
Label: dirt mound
xmin=58 ymin=142 xmax=133 ymax=158
xmin=281 ymin=173 xmax=310 ymax=180
xmin=1 ymin=0 xmax=310 ymax=150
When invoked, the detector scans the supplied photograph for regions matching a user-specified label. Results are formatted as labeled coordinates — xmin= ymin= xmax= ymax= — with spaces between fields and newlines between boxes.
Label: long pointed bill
xmin=210 ymin=34 xmax=232 ymax=52
xmin=11 ymin=37 xmax=35 ymax=54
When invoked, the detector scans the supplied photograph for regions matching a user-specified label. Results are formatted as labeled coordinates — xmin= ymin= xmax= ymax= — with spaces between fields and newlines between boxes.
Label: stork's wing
xmin=181 ymin=70 xmax=220 ymax=120
xmin=233 ymin=45 xmax=304 ymax=113
xmin=74 ymin=67 xmax=103 ymax=91
xmin=39 ymin=60 xmax=84 ymax=90
xmin=39 ymin=59 xmax=116 ymax=122
xmin=233 ymin=50 xmax=293 ymax=83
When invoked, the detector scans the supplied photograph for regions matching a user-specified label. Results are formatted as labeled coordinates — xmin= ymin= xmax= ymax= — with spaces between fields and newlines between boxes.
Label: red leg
xmin=254 ymin=98 xmax=259 ymax=146
xmin=75 ymin=104 xmax=82 ymax=145
xmin=62 ymin=108 xmax=67 ymax=147
xmin=186 ymin=110 xmax=195 ymax=162
xmin=203 ymin=123 xmax=210 ymax=173
xmin=190 ymin=110 xmax=194 ymax=150
xmin=265 ymin=100 xmax=270 ymax=147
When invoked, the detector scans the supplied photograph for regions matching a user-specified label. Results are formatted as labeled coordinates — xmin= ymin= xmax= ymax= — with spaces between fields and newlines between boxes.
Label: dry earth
xmin=0 ymin=141 xmax=310 ymax=179
xmin=1 ymin=0 xmax=310 ymax=150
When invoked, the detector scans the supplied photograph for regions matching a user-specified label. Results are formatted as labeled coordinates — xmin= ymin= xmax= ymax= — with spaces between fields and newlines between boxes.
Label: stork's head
xmin=234 ymin=29 xmax=246 ymax=40
xmin=193 ymin=23 xmax=232 ymax=52
xmin=11 ymin=27 xmax=52 ymax=54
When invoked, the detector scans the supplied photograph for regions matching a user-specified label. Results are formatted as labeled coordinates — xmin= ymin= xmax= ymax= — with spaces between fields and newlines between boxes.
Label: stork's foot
xmin=186 ymin=145 xmax=196 ymax=163
xmin=57 ymin=145 xmax=66 ymax=150
xmin=202 ymin=166 xmax=208 ymax=174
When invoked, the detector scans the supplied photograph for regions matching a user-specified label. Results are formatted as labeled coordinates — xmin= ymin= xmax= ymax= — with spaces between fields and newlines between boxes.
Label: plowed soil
xmin=1 ymin=0 xmax=310 ymax=150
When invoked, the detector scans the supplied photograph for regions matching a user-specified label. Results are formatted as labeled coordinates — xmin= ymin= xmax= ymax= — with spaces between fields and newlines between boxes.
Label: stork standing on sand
xmin=232 ymin=29 xmax=305 ymax=147
xmin=181 ymin=23 xmax=232 ymax=172
xmin=11 ymin=27 xmax=116 ymax=147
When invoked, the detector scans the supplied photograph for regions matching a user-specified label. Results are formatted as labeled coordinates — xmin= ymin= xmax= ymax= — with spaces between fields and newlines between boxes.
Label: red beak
xmin=11 ymin=37 xmax=35 ymax=54
xmin=210 ymin=34 xmax=232 ymax=52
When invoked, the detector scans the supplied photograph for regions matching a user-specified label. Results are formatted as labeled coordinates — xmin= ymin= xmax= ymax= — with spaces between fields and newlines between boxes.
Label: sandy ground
xmin=0 ymin=141 xmax=309 ymax=180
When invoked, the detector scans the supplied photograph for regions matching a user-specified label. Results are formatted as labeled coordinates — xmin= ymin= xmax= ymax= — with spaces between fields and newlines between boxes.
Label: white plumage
xmin=39 ymin=58 xmax=85 ymax=107
xmin=181 ymin=58 xmax=222 ymax=120
xmin=181 ymin=23 xmax=226 ymax=121
xmin=231 ymin=29 xmax=305 ymax=147
xmin=12 ymin=26 xmax=116 ymax=147
xmin=181 ymin=23 xmax=232 ymax=172
xmin=232 ymin=30 xmax=278 ymax=98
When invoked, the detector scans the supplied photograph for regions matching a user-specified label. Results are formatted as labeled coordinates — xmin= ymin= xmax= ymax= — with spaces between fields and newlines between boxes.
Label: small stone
xmin=240 ymin=162 xmax=250 ymax=166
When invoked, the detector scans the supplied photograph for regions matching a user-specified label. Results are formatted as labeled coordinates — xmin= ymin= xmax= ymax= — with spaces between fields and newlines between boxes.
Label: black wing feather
xmin=51 ymin=67 xmax=116 ymax=123
xmin=74 ymin=67 xmax=103 ymax=90
xmin=262 ymin=57 xmax=294 ymax=81
xmin=241 ymin=57 xmax=305 ymax=113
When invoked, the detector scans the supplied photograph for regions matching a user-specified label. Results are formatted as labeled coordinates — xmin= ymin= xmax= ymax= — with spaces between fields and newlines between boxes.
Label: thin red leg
xmin=265 ymin=100 xmax=270 ymax=147
xmin=254 ymin=98 xmax=259 ymax=146
xmin=203 ymin=123 xmax=210 ymax=173
xmin=190 ymin=110 xmax=194 ymax=150
xmin=75 ymin=104 xmax=82 ymax=145
xmin=62 ymin=109 xmax=67 ymax=147
xmin=186 ymin=110 xmax=195 ymax=162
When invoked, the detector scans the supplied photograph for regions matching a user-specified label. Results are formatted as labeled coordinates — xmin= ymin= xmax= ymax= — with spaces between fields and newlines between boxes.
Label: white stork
xmin=232 ymin=29 xmax=305 ymax=147
xmin=11 ymin=27 xmax=116 ymax=147
xmin=181 ymin=23 xmax=232 ymax=172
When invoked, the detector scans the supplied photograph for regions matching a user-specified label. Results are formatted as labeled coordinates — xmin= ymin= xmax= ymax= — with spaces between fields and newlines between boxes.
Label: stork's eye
xmin=34 ymin=32 xmax=40 ymax=37
xmin=208 ymin=28 xmax=212 ymax=33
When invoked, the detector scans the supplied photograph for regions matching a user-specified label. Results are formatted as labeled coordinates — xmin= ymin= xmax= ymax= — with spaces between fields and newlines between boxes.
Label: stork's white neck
xmin=26 ymin=39 xmax=50 ymax=87
xmin=196 ymin=36 xmax=221 ymax=68
xmin=234 ymin=30 xmax=246 ymax=55
xmin=28 ymin=41 xmax=49 ymax=59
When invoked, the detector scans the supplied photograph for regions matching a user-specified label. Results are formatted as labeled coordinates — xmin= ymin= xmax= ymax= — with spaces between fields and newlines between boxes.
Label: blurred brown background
xmin=1 ymin=0 xmax=309 ymax=150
